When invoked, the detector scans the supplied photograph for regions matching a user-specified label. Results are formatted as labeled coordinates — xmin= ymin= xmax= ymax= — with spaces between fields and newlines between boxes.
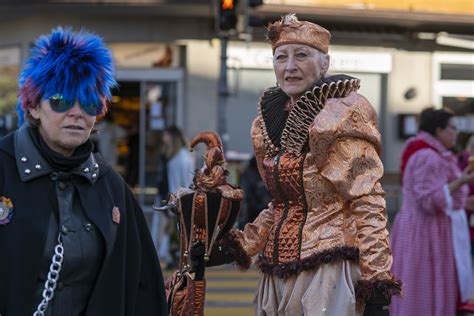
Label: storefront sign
xmin=109 ymin=43 xmax=179 ymax=68
xmin=228 ymin=46 xmax=392 ymax=73
xmin=330 ymin=51 xmax=392 ymax=73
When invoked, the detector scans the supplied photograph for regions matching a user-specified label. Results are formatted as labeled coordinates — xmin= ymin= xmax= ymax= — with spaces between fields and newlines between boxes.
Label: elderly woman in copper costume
xmin=218 ymin=14 xmax=401 ymax=316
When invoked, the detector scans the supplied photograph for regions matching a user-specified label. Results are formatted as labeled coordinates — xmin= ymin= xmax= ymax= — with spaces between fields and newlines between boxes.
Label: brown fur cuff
xmin=355 ymin=278 xmax=402 ymax=303
xmin=256 ymin=246 xmax=359 ymax=279
xmin=220 ymin=231 xmax=251 ymax=270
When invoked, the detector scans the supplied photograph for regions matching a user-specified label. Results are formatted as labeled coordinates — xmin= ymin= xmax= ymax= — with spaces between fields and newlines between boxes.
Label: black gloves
xmin=189 ymin=243 xmax=206 ymax=280
xmin=363 ymin=293 xmax=390 ymax=316
xmin=205 ymin=245 xmax=234 ymax=267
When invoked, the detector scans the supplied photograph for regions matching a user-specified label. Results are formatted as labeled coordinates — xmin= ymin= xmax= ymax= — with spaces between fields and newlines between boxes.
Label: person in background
xmin=458 ymin=134 xmax=474 ymax=258
xmin=391 ymin=108 xmax=474 ymax=316
xmin=155 ymin=125 xmax=195 ymax=268
xmin=125 ymin=120 xmax=139 ymax=186
xmin=91 ymin=113 xmax=126 ymax=169
xmin=238 ymin=155 xmax=271 ymax=229
xmin=0 ymin=27 xmax=167 ymax=315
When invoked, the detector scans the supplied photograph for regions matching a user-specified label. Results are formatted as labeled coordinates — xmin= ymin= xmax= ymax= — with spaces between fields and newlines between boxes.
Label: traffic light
xmin=247 ymin=0 xmax=264 ymax=27
xmin=218 ymin=0 xmax=238 ymax=31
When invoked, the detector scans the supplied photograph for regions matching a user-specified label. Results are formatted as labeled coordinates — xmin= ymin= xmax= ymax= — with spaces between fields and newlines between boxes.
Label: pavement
xmin=163 ymin=265 xmax=260 ymax=316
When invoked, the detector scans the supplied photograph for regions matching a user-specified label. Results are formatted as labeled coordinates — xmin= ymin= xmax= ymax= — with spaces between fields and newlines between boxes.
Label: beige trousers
xmin=254 ymin=261 xmax=363 ymax=316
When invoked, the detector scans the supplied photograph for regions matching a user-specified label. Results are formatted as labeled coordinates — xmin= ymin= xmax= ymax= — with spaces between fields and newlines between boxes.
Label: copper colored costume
xmin=222 ymin=16 xmax=401 ymax=309
xmin=226 ymin=75 xmax=400 ymax=307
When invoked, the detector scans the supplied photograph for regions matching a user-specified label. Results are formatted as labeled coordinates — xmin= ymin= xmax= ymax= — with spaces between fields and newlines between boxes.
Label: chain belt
xmin=33 ymin=233 xmax=65 ymax=316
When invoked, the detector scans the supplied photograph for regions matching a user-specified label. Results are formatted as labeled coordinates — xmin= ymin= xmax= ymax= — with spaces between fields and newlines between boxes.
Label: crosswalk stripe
xmin=204 ymin=307 xmax=255 ymax=316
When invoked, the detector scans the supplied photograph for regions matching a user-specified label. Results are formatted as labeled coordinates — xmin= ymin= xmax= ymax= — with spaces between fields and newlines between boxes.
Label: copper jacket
xmin=232 ymin=78 xmax=397 ymax=292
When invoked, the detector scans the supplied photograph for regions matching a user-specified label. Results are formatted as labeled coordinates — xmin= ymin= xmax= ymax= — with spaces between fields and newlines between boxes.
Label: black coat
xmin=0 ymin=127 xmax=167 ymax=316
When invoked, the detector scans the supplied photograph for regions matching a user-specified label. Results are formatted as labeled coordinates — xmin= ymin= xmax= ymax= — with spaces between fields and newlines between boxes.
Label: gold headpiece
xmin=267 ymin=14 xmax=331 ymax=54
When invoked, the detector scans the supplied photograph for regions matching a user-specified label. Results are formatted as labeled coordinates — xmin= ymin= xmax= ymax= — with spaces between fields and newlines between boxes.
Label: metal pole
xmin=218 ymin=35 xmax=229 ymax=150
xmin=138 ymin=81 xmax=146 ymax=207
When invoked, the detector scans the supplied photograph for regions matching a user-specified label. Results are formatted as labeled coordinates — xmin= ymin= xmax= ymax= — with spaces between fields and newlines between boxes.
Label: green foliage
xmin=0 ymin=66 xmax=19 ymax=115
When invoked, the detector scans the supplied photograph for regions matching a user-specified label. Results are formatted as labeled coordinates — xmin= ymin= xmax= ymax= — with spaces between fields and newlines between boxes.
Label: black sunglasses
xmin=48 ymin=94 xmax=103 ymax=116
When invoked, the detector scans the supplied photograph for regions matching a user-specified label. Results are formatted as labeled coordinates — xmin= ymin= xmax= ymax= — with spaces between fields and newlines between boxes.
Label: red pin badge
xmin=112 ymin=206 xmax=121 ymax=224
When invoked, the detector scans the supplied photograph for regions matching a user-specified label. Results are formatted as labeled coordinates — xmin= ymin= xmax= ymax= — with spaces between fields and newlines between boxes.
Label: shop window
xmin=443 ymin=96 xmax=474 ymax=115
xmin=441 ymin=63 xmax=474 ymax=81
xmin=108 ymin=43 xmax=180 ymax=68
xmin=432 ymin=53 xmax=474 ymax=116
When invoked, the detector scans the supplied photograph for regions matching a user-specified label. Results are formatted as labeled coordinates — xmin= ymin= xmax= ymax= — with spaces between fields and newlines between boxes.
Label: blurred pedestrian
xmin=125 ymin=121 xmax=139 ymax=186
xmin=0 ymin=27 xmax=167 ymax=315
xmin=391 ymin=107 xmax=474 ymax=316
xmin=92 ymin=113 xmax=126 ymax=169
xmin=458 ymin=134 xmax=474 ymax=258
xmin=154 ymin=125 xmax=194 ymax=268
xmin=238 ymin=155 xmax=271 ymax=229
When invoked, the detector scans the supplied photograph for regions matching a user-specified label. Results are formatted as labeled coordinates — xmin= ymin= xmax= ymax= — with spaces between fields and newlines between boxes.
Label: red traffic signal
xmin=221 ymin=0 xmax=235 ymax=10
xmin=218 ymin=0 xmax=238 ymax=31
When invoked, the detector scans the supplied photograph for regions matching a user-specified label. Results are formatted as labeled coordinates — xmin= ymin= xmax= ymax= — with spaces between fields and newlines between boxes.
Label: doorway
xmin=110 ymin=68 xmax=184 ymax=207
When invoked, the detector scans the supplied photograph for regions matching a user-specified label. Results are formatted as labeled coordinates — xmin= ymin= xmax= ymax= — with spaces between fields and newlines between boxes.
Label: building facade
xmin=0 ymin=0 xmax=472 ymax=212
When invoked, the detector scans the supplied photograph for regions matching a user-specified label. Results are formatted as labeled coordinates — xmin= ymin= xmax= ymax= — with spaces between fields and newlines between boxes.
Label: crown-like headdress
xmin=16 ymin=27 xmax=117 ymax=125
xmin=267 ymin=14 xmax=331 ymax=54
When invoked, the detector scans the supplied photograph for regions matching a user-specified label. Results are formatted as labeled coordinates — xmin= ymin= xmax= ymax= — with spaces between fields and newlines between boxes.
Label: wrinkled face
xmin=30 ymin=99 xmax=96 ymax=157
xmin=273 ymin=44 xmax=329 ymax=102
xmin=435 ymin=118 xmax=457 ymax=149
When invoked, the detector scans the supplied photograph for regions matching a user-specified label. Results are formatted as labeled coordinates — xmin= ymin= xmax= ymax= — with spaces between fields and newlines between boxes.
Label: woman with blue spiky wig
xmin=0 ymin=27 xmax=167 ymax=315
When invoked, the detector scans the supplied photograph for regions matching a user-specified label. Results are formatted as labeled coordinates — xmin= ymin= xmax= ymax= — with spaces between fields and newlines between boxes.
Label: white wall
xmin=184 ymin=40 xmax=220 ymax=139
xmin=385 ymin=51 xmax=432 ymax=172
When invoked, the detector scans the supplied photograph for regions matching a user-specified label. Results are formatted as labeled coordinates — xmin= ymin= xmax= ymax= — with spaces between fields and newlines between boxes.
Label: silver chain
xmin=33 ymin=233 xmax=64 ymax=316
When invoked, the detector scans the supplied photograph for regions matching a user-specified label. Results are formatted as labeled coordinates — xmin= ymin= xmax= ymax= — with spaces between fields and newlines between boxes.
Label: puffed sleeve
xmin=220 ymin=118 xmax=275 ymax=268
xmin=217 ymin=202 xmax=274 ymax=270
xmin=310 ymin=92 xmax=401 ymax=302
xmin=230 ymin=203 xmax=275 ymax=257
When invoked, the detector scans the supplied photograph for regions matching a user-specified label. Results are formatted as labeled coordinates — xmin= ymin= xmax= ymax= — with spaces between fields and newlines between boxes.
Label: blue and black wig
xmin=17 ymin=26 xmax=117 ymax=126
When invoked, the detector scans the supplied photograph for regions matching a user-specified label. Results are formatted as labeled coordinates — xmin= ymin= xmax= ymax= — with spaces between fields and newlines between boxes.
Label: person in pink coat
xmin=390 ymin=108 xmax=474 ymax=316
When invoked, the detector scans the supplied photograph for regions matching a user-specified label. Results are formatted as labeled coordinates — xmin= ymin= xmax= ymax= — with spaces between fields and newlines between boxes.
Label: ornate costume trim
xmin=271 ymin=154 xmax=286 ymax=262
xmin=355 ymin=278 xmax=402 ymax=303
xmin=259 ymin=75 xmax=360 ymax=157
xmin=220 ymin=231 xmax=252 ymax=270
xmin=297 ymin=152 xmax=309 ymax=257
xmin=258 ymin=87 xmax=289 ymax=156
xmin=256 ymin=245 xmax=360 ymax=279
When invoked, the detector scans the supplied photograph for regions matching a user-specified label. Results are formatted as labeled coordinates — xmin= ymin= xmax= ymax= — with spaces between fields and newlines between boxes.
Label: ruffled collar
xmin=259 ymin=74 xmax=360 ymax=157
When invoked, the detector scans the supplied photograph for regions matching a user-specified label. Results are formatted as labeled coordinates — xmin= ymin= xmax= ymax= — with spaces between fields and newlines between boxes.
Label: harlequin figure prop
xmin=157 ymin=131 xmax=246 ymax=316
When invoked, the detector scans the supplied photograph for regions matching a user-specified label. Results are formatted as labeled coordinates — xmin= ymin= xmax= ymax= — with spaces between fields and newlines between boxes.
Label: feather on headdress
xmin=16 ymin=26 xmax=117 ymax=125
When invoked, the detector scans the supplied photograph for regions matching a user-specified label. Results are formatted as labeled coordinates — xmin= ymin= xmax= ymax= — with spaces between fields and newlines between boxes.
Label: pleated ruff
xmin=254 ymin=261 xmax=364 ymax=316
